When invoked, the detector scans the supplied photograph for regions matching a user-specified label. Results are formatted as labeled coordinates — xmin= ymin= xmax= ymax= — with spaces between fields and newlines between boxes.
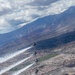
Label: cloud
xmin=0 ymin=18 xmax=15 ymax=33
xmin=0 ymin=0 xmax=75 ymax=34
xmin=0 ymin=0 xmax=11 ymax=11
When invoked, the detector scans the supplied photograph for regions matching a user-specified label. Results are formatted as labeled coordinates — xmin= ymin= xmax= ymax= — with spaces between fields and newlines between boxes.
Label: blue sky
xmin=0 ymin=0 xmax=75 ymax=34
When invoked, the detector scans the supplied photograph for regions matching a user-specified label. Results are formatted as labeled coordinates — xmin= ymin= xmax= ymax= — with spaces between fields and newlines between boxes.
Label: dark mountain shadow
xmin=35 ymin=30 xmax=75 ymax=50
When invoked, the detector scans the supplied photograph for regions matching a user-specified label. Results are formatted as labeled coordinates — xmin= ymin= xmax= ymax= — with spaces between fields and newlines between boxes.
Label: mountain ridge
xmin=0 ymin=6 xmax=75 ymax=45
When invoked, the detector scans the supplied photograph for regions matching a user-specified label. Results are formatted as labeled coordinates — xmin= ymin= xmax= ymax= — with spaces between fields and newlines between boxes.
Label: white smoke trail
xmin=0 ymin=54 xmax=33 ymax=75
xmin=0 ymin=46 xmax=32 ymax=63
xmin=12 ymin=62 xmax=35 ymax=75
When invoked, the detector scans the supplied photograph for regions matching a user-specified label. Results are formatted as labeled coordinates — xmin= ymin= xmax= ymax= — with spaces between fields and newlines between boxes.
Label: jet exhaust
xmin=0 ymin=46 xmax=32 ymax=63
xmin=12 ymin=62 xmax=35 ymax=75
xmin=0 ymin=54 xmax=33 ymax=75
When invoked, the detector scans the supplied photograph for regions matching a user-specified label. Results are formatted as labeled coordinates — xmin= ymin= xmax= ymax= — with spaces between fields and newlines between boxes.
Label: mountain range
xmin=0 ymin=6 xmax=75 ymax=46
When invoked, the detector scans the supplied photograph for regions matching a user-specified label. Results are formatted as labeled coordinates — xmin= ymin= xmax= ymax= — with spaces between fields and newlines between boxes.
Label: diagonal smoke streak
xmin=12 ymin=62 xmax=35 ymax=75
xmin=0 ymin=54 xmax=33 ymax=75
xmin=0 ymin=46 xmax=32 ymax=63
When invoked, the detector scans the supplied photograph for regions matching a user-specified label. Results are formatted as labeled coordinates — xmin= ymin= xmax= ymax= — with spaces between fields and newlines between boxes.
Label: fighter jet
xmin=35 ymin=59 xmax=39 ymax=63
xmin=33 ymin=51 xmax=37 ymax=56
xmin=33 ymin=42 xmax=36 ymax=46
xmin=35 ymin=69 xmax=39 ymax=74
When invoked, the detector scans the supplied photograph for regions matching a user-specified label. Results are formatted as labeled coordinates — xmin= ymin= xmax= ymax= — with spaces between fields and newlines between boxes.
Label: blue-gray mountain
xmin=0 ymin=6 xmax=75 ymax=45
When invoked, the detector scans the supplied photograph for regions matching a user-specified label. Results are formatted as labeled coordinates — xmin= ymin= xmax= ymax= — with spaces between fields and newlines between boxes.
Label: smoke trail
xmin=0 ymin=46 xmax=32 ymax=63
xmin=12 ymin=62 xmax=35 ymax=75
xmin=0 ymin=54 xmax=33 ymax=75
